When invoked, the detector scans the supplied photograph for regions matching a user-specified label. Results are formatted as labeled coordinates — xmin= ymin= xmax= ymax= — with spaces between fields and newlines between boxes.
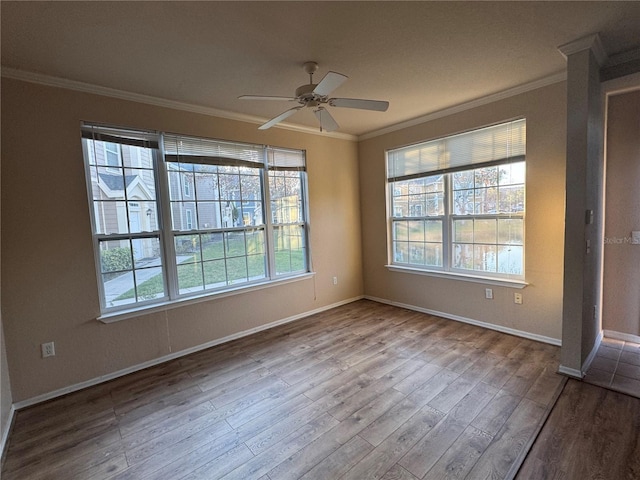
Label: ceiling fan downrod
xmin=303 ymin=61 xmax=319 ymax=84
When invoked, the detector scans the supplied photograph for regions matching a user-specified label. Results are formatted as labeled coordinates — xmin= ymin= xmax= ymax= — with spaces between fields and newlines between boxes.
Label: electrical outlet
xmin=485 ymin=288 xmax=493 ymax=299
xmin=514 ymin=293 xmax=523 ymax=305
xmin=332 ymin=276 xmax=338 ymax=285
xmin=41 ymin=342 xmax=55 ymax=358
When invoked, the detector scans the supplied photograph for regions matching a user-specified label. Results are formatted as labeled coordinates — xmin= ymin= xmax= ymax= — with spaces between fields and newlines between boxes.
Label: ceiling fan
xmin=238 ymin=61 xmax=389 ymax=132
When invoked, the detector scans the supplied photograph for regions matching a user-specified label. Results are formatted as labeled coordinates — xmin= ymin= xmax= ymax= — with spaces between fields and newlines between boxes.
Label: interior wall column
xmin=558 ymin=34 xmax=607 ymax=377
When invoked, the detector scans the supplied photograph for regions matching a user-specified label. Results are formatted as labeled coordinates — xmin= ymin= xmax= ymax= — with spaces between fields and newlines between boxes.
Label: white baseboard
xmin=14 ymin=296 xmax=364 ymax=410
xmin=1 ymin=404 xmax=16 ymax=461
xmin=558 ymin=365 xmax=584 ymax=379
xmin=365 ymin=296 xmax=562 ymax=346
xmin=581 ymin=330 xmax=604 ymax=376
xmin=603 ymin=330 xmax=640 ymax=344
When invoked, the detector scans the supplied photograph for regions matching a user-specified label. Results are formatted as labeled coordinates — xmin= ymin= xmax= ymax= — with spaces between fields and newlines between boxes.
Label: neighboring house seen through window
xmin=387 ymin=119 xmax=526 ymax=282
xmin=82 ymin=124 xmax=310 ymax=315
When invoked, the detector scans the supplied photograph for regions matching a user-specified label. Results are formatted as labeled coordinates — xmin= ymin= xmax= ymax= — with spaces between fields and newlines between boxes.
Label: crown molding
xmin=358 ymin=71 xmax=567 ymax=141
xmin=603 ymin=71 xmax=640 ymax=96
xmin=601 ymin=47 xmax=640 ymax=83
xmin=604 ymin=47 xmax=640 ymax=68
xmin=557 ymin=33 xmax=608 ymax=66
xmin=0 ymin=66 xmax=569 ymax=143
xmin=0 ymin=67 xmax=357 ymax=141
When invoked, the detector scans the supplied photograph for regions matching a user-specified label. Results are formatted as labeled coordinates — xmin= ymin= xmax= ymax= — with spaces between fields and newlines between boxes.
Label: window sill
xmin=385 ymin=265 xmax=528 ymax=289
xmin=97 ymin=272 xmax=316 ymax=324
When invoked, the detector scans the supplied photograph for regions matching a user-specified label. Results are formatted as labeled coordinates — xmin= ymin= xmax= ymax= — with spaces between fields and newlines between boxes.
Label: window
xmin=387 ymin=119 xmax=526 ymax=281
xmin=183 ymin=177 xmax=191 ymax=197
xmin=82 ymin=127 xmax=164 ymax=310
xmin=104 ymin=142 xmax=121 ymax=167
xmin=82 ymin=124 xmax=310 ymax=314
xmin=268 ymin=148 xmax=308 ymax=275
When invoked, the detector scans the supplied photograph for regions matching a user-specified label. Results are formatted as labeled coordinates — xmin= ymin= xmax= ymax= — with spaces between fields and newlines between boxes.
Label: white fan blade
xmin=239 ymin=95 xmax=297 ymax=101
xmin=313 ymin=71 xmax=348 ymax=97
xmin=314 ymin=108 xmax=339 ymax=132
xmin=258 ymin=106 xmax=303 ymax=130
xmin=329 ymin=98 xmax=389 ymax=112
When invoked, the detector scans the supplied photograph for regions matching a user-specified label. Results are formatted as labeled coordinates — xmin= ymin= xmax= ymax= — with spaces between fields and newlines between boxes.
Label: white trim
xmin=603 ymin=72 xmax=640 ymax=96
xmin=557 ymin=33 xmax=608 ymax=66
xmin=98 ymin=272 xmax=316 ymax=323
xmin=558 ymin=365 xmax=584 ymax=379
xmin=603 ymin=330 xmax=640 ymax=344
xmin=13 ymin=296 xmax=364 ymax=410
xmin=2 ymin=67 xmax=568 ymax=143
xmin=1 ymin=404 xmax=16 ymax=460
xmin=364 ymin=295 xmax=561 ymax=346
xmin=581 ymin=329 xmax=604 ymax=375
xmin=0 ymin=67 xmax=357 ymax=142
xmin=385 ymin=265 xmax=528 ymax=289
xmin=358 ymin=72 xmax=566 ymax=141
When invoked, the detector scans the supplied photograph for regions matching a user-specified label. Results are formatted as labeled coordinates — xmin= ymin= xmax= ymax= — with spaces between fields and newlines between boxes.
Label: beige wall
xmin=1 ymin=78 xmax=363 ymax=402
xmin=1 ymin=317 xmax=12 ymax=453
xmin=1 ymin=137 xmax=14 ymax=452
xmin=359 ymin=82 xmax=567 ymax=341
xmin=603 ymin=89 xmax=640 ymax=336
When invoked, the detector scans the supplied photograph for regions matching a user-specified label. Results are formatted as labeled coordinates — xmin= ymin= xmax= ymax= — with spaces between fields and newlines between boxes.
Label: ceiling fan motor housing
xmin=295 ymin=83 xmax=323 ymax=106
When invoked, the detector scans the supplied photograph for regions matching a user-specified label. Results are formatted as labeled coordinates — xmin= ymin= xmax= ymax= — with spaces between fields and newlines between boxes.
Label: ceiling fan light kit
xmin=239 ymin=61 xmax=389 ymax=132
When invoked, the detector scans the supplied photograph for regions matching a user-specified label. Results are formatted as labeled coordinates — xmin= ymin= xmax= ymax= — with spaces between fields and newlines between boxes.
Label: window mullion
xmin=443 ymin=174 xmax=452 ymax=271
xmin=301 ymin=171 xmax=312 ymax=272
xmin=263 ymin=152 xmax=276 ymax=279
xmin=387 ymin=182 xmax=395 ymax=266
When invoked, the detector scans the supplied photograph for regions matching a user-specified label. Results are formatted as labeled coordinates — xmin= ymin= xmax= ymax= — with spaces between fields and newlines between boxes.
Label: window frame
xmin=386 ymin=120 xmax=527 ymax=286
xmin=82 ymin=124 xmax=312 ymax=319
xmin=82 ymin=138 xmax=169 ymax=313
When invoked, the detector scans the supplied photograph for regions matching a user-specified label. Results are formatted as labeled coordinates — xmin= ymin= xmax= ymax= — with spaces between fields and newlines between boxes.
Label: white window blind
xmin=267 ymin=147 xmax=306 ymax=171
xmin=387 ymin=119 xmax=526 ymax=181
xmin=163 ymin=134 xmax=264 ymax=167
xmin=81 ymin=124 xmax=159 ymax=149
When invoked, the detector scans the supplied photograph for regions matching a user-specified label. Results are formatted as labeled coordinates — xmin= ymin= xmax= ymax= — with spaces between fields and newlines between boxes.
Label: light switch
xmin=585 ymin=209 xmax=594 ymax=225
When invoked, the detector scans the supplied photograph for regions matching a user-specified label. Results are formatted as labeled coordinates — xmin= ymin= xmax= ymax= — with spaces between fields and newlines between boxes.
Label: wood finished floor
xmin=516 ymin=379 xmax=640 ymax=479
xmin=2 ymin=300 xmax=565 ymax=480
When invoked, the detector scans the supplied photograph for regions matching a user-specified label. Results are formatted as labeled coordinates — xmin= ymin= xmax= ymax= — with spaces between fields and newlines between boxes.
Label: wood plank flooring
xmin=2 ymin=300 xmax=565 ymax=480
xmin=516 ymin=379 xmax=640 ymax=479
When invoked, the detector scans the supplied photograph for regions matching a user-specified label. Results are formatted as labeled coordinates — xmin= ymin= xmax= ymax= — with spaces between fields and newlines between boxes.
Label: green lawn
xmin=117 ymin=234 xmax=305 ymax=301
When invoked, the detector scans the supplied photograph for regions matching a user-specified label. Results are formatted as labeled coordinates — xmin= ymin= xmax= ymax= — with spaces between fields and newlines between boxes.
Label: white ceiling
xmin=2 ymin=1 xmax=640 ymax=137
